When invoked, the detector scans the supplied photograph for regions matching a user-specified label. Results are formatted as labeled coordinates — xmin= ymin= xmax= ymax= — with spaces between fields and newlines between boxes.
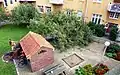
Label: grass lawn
xmin=0 ymin=24 xmax=29 ymax=75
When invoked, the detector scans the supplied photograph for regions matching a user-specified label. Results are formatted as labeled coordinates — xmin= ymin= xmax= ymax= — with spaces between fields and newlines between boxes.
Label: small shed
xmin=19 ymin=31 xmax=54 ymax=72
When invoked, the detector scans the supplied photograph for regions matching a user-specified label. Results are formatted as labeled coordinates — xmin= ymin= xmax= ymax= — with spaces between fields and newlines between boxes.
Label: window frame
xmin=77 ymin=10 xmax=82 ymax=17
xmin=38 ymin=5 xmax=44 ymax=13
xmin=4 ymin=0 xmax=8 ymax=7
xmin=10 ymin=0 xmax=13 ymax=4
xmin=91 ymin=14 xmax=102 ymax=24
xmin=109 ymin=12 xmax=120 ymax=20
xmin=66 ymin=9 xmax=72 ymax=15
xmin=93 ymin=0 xmax=102 ymax=3
xmin=45 ymin=6 xmax=51 ymax=13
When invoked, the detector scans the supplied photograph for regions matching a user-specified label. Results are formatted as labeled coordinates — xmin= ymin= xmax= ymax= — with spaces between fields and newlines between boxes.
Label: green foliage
xmin=0 ymin=8 xmax=9 ymax=21
xmin=94 ymin=24 xmax=105 ymax=37
xmin=11 ymin=3 xmax=39 ymax=25
xmin=109 ymin=26 xmax=118 ymax=41
xmin=75 ymin=67 xmax=87 ymax=75
xmin=93 ymin=63 xmax=109 ymax=75
xmin=106 ymin=44 xmax=120 ymax=53
xmin=75 ymin=64 xmax=93 ymax=75
xmin=28 ymin=12 xmax=93 ymax=52
xmin=87 ymin=22 xmax=96 ymax=34
xmin=87 ymin=22 xmax=105 ymax=37
xmin=105 ymin=52 xmax=116 ymax=58
xmin=0 ymin=24 xmax=28 ymax=75
xmin=83 ymin=64 xmax=93 ymax=75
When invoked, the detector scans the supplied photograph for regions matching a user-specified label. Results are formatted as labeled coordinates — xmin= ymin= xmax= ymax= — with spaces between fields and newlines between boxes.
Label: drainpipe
xmin=84 ymin=0 xmax=88 ymax=23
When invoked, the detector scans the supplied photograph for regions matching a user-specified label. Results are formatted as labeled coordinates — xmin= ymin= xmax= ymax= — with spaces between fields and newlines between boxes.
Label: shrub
xmin=105 ymin=52 xmax=116 ymax=58
xmin=11 ymin=3 xmax=39 ymax=25
xmin=28 ymin=12 xmax=93 ymax=52
xmin=0 ymin=8 xmax=9 ymax=21
xmin=106 ymin=44 xmax=120 ymax=53
xmin=83 ymin=64 xmax=93 ymax=75
xmin=87 ymin=22 xmax=105 ymax=37
xmin=93 ymin=63 xmax=109 ymax=75
xmin=109 ymin=26 xmax=118 ymax=41
xmin=87 ymin=22 xmax=96 ymax=34
xmin=75 ymin=67 xmax=87 ymax=75
xmin=94 ymin=24 xmax=105 ymax=37
xmin=75 ymin=64 xmax=94 ymax=75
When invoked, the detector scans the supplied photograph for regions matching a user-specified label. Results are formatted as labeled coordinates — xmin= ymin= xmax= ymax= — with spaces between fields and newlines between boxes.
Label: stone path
xmin=14 ymin=42 xmax=120 ymax=75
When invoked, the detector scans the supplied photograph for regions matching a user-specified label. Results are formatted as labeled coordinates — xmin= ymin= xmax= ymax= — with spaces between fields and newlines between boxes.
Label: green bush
xmin=87 ymin=22 xmax=105 ymax=37
xmin=106 ymin=44 xmax=120 ymax=53
xmin=95 ymin=24 xmax=105 ymax=37
xmin=109 ymin=26 xmax=118 ymax=41
xmin=11 ymin=3 xmax=39 ymax=25
xmin=28 ymin=12 xmax=93 ymax=52
xmin=83 ymin=64 xmax=93 ymax=75
xmin=105 ymin=52 xmax=116 ymax=58
xmin=87 ymin=22 xmax=96 ymax=34
xmin=75 ymin=64 xmax=94 ymax=75
xmin=0 ymin=8 xmax=9 ymax=21
xmin=75 ymin=67 xmax=87 ymax=75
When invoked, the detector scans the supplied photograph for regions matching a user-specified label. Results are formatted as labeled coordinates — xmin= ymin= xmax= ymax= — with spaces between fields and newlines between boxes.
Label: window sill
xmin=109 ymin=17 xmax=119 ymax=20
xmin=93 ymin=1 xmax=102 ymax=4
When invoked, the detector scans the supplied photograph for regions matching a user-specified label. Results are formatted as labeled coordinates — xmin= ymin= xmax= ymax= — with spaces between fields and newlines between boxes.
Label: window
xmin=4 ymin=0 xmax=8 ymax=7
xmin=38 ymin=50 xmax=46 ymax=54
xmin=91 ymin=14 xmax=102 ymax=24
xmin=66 ymin=10 xmax=72 ymax=15
xmin=38 ymin=6 xmax=44 ymax=13
xmin=93 ymin=0 xmax=102 ymax=3
xmin=77 ymin=10 xmax=82 ymax=17
xmin=45 ymin=6 xmax=51 ymax=13
xmin=10 ymin=0 xmax=13 ymax=4
xmin=109 ymin=12 xmax=120 ymax=19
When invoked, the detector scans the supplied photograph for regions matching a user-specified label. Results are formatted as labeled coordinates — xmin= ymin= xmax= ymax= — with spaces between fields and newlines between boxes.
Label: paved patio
xmin=14 ymin=42 xmax=120 ymax=75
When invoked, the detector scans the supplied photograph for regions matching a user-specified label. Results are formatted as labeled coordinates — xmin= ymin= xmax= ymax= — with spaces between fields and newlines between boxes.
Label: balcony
xmin=49 ymin=0 xmax=64 ymax=4
xmin=108 ymin=3 xmax=120 ymax=13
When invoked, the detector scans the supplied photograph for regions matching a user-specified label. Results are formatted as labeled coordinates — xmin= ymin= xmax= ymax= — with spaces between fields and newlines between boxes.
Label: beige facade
xmin=1 ymin=0 xmax=19 ymax=11
xmin=1 ymin=0 xmax=120 ymax=26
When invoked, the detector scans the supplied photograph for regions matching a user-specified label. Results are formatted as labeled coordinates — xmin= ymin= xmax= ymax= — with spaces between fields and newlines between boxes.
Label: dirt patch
xmin=62 ymin=53 xmax=84 ymax=68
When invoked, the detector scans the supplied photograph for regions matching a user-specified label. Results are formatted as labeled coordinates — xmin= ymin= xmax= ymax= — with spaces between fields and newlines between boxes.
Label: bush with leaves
xmin=109 ymin=26 xmax=118 ymax=41
xmin=106 ymin=43 xmax=120 ymax=53
xmin=94 ymin=24 xmax=105 ymax=37
xmin=0 ymin=8 xmax=9 ymax=22
xmin=11 ymin=3 xmax=39 ymax=25
xmin=75 ymin=64 xmax=94 ymax=75
xmin=87 ymin=22 xmax=105 ymax=37
xmin=83 ymin=64 xmax=93 ymax=75
xmin=28 ymin=12 xmax=93 ymax=52
xmin=75 ymin=67 xmax=87 ymax=75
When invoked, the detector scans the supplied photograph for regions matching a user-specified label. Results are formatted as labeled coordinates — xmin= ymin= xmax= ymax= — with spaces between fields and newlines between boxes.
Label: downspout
xmin=84 ymin=0 xmax=88 ymax=22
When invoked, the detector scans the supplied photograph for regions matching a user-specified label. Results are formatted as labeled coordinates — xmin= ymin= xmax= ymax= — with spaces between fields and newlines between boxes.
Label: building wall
xmin=84 ymin=0 xmax=113 ymax=24
xmin=1 ymin=0 xmax=120 ymax=25
xmin=3 ymin=0 xmax=19 ymax=11
xmin=30 ymin=47 xmax=54 ymax=72
xmin=35 ymin=0 xmax=85 ymax=15
xmin=0 ymin=2 xmax=4 ymax=9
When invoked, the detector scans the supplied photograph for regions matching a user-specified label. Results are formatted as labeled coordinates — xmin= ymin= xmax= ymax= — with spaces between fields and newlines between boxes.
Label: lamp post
xmin=102 ymin=41 xmax=110 ymax=62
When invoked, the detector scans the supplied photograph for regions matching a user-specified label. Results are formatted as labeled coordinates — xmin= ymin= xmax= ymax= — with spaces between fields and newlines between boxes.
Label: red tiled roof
xmin=20 ymin=31 xmax=54 ymax=59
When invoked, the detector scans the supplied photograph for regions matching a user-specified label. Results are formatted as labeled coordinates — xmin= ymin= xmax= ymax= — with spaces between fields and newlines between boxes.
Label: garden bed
xmin=75 ymin=63 xmax=109 ymax=75
xmin=105 ymin=43 xmax=120 ymax=61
